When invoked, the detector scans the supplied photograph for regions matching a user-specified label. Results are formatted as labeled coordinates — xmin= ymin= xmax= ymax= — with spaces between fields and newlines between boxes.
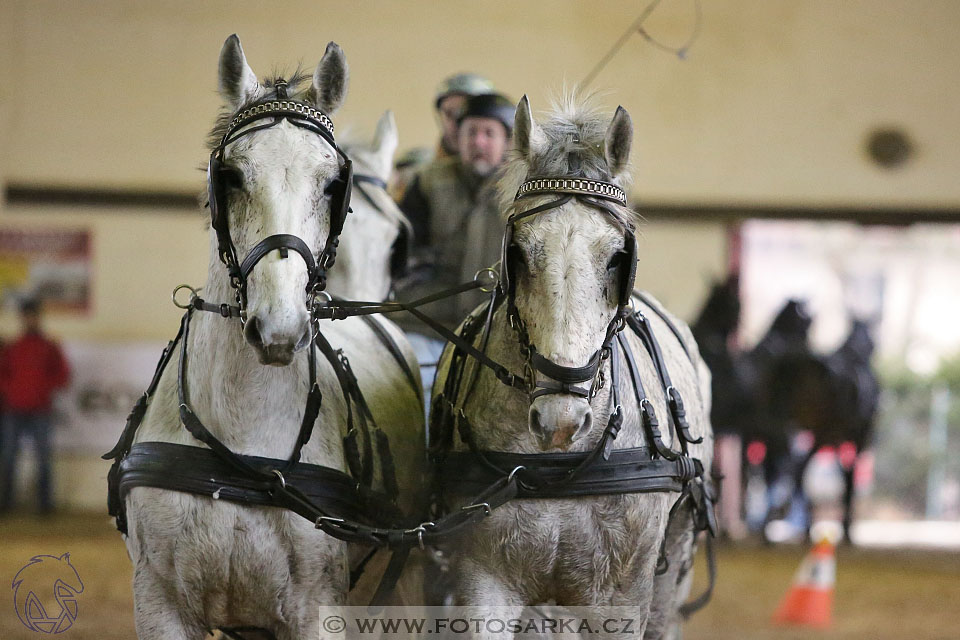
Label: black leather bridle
xmin=207 ymin=86 xmax=353 ymax=317
xmin=499 ymin=178 xmax=637 ymax=401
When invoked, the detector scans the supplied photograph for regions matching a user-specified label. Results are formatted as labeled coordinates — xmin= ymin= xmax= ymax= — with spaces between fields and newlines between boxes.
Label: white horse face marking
xmin=512 ymin=203 xmax=630 ymax=449
xmin=214 ymin=35 xmax=348 ymax=365
xmin=220 ymin=123 xmax=339 ymax=365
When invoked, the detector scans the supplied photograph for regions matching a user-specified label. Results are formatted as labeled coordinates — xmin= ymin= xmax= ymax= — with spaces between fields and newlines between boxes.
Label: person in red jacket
xmin=0 ymin=297 xmax=70 ymax=514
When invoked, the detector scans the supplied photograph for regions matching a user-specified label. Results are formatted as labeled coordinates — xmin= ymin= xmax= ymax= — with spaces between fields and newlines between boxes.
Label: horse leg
xmin=131 ymin=571 xmax=206 ymax=640
xmin=841 ymin=462 xmax=856 ymax=544
xmin=453 ymin=558 xmax=526 ymax=639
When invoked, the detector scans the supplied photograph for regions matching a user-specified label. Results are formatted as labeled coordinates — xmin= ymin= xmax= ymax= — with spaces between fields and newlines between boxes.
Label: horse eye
xmin=606 ymin=252 xmax=623 ymax=272
xmin=218 ymin=166 xmax=244 ymax=191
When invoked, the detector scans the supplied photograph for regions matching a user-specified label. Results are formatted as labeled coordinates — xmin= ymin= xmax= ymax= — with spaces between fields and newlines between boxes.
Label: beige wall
xmin=0 ymin=204 xmax=208 ymax=339
xmin=1 ymin=0 xmax=958 ymax=206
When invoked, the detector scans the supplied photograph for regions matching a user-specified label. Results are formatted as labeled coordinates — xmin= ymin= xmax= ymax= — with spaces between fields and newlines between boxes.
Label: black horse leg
xmin=841 ymin=462 xmax=856 ymax=544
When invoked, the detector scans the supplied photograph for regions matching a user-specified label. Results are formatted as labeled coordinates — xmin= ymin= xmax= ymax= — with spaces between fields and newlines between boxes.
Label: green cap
xmin=435 ymin=73 xmax=495 ymax=108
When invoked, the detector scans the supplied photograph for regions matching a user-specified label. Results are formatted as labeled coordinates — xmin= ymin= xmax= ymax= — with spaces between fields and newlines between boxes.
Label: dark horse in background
xmin=772 ymin=319 xmax=881 ymax=542
xmin=692 ymin=277 xmax=880 ymax=542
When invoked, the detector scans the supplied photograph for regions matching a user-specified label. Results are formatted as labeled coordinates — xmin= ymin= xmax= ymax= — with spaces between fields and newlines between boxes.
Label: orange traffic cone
xmin=772 ymin=538 xmax=835 ymax=629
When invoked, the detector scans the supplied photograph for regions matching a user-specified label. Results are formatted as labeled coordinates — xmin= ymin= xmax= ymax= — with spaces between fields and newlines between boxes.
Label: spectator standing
xmin=0 ymin=298 xmax=70 ymax=514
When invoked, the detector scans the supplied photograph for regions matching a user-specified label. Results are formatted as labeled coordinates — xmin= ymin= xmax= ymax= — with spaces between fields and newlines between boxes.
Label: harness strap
xmin=358 ymin=313 xmax=422 ymax=408
xmin=628 ymin=312 xmax=702 ymax=448
xmin=616 ymin=332 xmax=682 ymax=461
xmin=117 ymin=442 xmax=378 ymax=523
xmin=238 ymin=233 xmax=317 ymax=282
xmin=438 ymin=447 xmax=701 ymax=498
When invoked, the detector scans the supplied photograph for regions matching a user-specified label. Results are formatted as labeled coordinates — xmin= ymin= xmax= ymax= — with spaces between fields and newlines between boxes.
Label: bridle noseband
xmin=500 ymin=177 xmax=637 ymax=402
xmin=207 ymin=89 xmax=353 ymax=319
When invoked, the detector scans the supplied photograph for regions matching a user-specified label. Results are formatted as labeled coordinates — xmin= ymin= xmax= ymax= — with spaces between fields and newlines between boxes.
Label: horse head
xmin=696 ymin=273 xmax=741 ymax=337
xmin=328 ymin=111 xmax=412 ymax=301
xmin=206 ymin=34 xmax=349 ymax=365
xmin=498 ymin=94 xmax=639 ymax=451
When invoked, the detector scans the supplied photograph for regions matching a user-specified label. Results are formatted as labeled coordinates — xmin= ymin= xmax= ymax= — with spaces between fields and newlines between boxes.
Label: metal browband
xmin=227 ymin=100 xmax=336 ymax=141
xmin=515 ymin=178 xmax=627 ymax=206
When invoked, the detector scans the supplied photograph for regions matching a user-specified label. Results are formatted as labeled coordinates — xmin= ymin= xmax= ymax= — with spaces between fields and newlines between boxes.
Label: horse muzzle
xmin=529 ymin=397 xmax=593 ymax=451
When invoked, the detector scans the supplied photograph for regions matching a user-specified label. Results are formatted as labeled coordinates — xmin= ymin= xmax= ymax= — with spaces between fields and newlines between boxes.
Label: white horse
xmin=431 ymin=95 xmax=714 ymax=639
xmin=327 ymin=111 xmax=411 ymax=302
xmin=118 ymin=36 xmax=424 ymax=639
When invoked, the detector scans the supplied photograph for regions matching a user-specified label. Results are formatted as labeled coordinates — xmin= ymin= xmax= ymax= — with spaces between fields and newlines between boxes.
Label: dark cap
xmin=457 ymin=93 xmax=515 ymax=136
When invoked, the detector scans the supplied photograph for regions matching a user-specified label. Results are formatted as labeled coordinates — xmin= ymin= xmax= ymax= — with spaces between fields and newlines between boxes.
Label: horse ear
xmin=312 ymin=42 xmax=349 ymax=114
xmin=59 ymin=552 xmax=71 ymax=563
xmin=218 ymin=34 xmax=260 ymax=108
xmin=513 ymin=95 xmax=544 ymax=159
xmin=372 ymin=110 xmax=399 ymax=161
xmin=604 ymin=106 xmax=633 ymax=180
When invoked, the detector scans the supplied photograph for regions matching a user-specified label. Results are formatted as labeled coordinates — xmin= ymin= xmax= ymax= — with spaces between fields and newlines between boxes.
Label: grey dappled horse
xmin=431 ymin=95 xmax=713 ymax=639
xmin=118 ymin=36 xmax=424 ymax=640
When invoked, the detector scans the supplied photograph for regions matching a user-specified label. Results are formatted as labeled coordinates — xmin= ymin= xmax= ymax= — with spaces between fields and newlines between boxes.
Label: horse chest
xmin=128 ymin=490 xmax=347 ymax=616
xmin=476 ymin=496 xmax=655 ymax=586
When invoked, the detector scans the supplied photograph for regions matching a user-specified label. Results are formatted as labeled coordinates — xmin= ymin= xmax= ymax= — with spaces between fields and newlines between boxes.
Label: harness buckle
xmin=315 ymin=516 xmax=345 ymax=529
xmin=271 ymin=469 xmax=286 ymax=489
xmin=460 ymin=502 xmax=492 ymax=517
xmin=404 ymin=521 xmax=435 ymax=550
xmin=589 ymin=369 xmax=606 ymax=398
xmin=507 ymin=465 xmax=526 ymax=482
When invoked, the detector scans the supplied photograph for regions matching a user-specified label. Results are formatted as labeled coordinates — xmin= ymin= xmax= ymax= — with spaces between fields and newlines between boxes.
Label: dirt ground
xmin=1 ymin=513 xmax=958 ymax=639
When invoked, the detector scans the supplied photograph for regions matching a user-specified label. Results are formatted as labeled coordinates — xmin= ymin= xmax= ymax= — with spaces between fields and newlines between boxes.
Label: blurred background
xmin=0 ymin=1 xmax=958 ymax=638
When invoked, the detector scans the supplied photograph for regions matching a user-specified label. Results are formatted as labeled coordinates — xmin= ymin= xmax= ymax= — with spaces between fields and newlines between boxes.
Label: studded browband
xmin=515 ymin=178 xmax=627 ymax=206
xmin=226 ymin=100 xmax=335 ymax=142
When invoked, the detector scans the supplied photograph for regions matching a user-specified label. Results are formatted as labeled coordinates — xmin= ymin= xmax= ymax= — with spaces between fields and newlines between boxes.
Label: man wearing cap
xmin=397 ymin=92 xmax=515 ymax=404
xmin=0 ymin=298 xmax=70 ymax=514
xmin=433 ymin=72 xmax=495 ymax=159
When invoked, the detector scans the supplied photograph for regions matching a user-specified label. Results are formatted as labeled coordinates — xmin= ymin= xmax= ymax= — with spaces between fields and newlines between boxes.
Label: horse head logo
xmin=12 ymin=553 xmax=84 ymax=634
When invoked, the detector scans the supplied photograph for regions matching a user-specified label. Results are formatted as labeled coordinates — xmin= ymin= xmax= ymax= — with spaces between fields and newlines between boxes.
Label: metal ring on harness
xmin=172 ymin=284 xmax=198 ymax=309
xmin=474 ymin=267 xmax=500 ymax=293
xmin=271 ymin=469 xmax=287 ymax=489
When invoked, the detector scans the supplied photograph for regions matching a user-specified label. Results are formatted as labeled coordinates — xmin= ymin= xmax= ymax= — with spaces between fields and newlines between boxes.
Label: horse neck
xmin=182 ymin=257 xmax=341 ymax=463
xmin=326 ymin=201 xmax=392 ymax=301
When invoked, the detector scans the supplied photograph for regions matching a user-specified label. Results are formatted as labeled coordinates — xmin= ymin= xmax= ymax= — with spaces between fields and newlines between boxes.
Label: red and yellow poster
xmin=0 ymin=228 xmax=92 ymax=312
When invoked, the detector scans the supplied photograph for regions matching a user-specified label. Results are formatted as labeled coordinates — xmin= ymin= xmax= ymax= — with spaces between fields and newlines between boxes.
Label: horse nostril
xmin=244 ymin=316 xmax=264 ymax=349
xmin=529 ymin=408 xmax=545 ymax=436
xmin=575 ymin=410 xmax=593 ymax=439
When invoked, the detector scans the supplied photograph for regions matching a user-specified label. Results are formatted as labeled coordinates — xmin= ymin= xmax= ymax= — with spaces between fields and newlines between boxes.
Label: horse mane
xmin=497 ymin=91 xmax=642 ymax=231
xmin=206 ymin=67 xmax=315 ymax=151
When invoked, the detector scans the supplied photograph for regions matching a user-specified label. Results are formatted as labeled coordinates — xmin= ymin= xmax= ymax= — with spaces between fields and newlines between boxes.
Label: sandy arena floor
xmin=1 ymin=513 xmax=958 ymax=639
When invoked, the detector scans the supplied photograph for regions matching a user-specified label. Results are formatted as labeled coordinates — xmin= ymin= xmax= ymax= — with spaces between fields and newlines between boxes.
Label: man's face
xmin=458 ymin=116 xmax=509 ymax=177
xmin=437 ymin=94 xmax=467 ymax=155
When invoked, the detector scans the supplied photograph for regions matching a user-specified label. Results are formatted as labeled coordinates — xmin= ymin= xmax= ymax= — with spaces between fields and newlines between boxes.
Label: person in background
xmin=389 ymin=147 xmax=434 ymax=202
xmin=397 ymin=92 xmax=515 ymax=405
xmin=0 ymin=297 xmax=70 ymax=514
xmin=433 ymin=72 xmax=495 ymax=159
